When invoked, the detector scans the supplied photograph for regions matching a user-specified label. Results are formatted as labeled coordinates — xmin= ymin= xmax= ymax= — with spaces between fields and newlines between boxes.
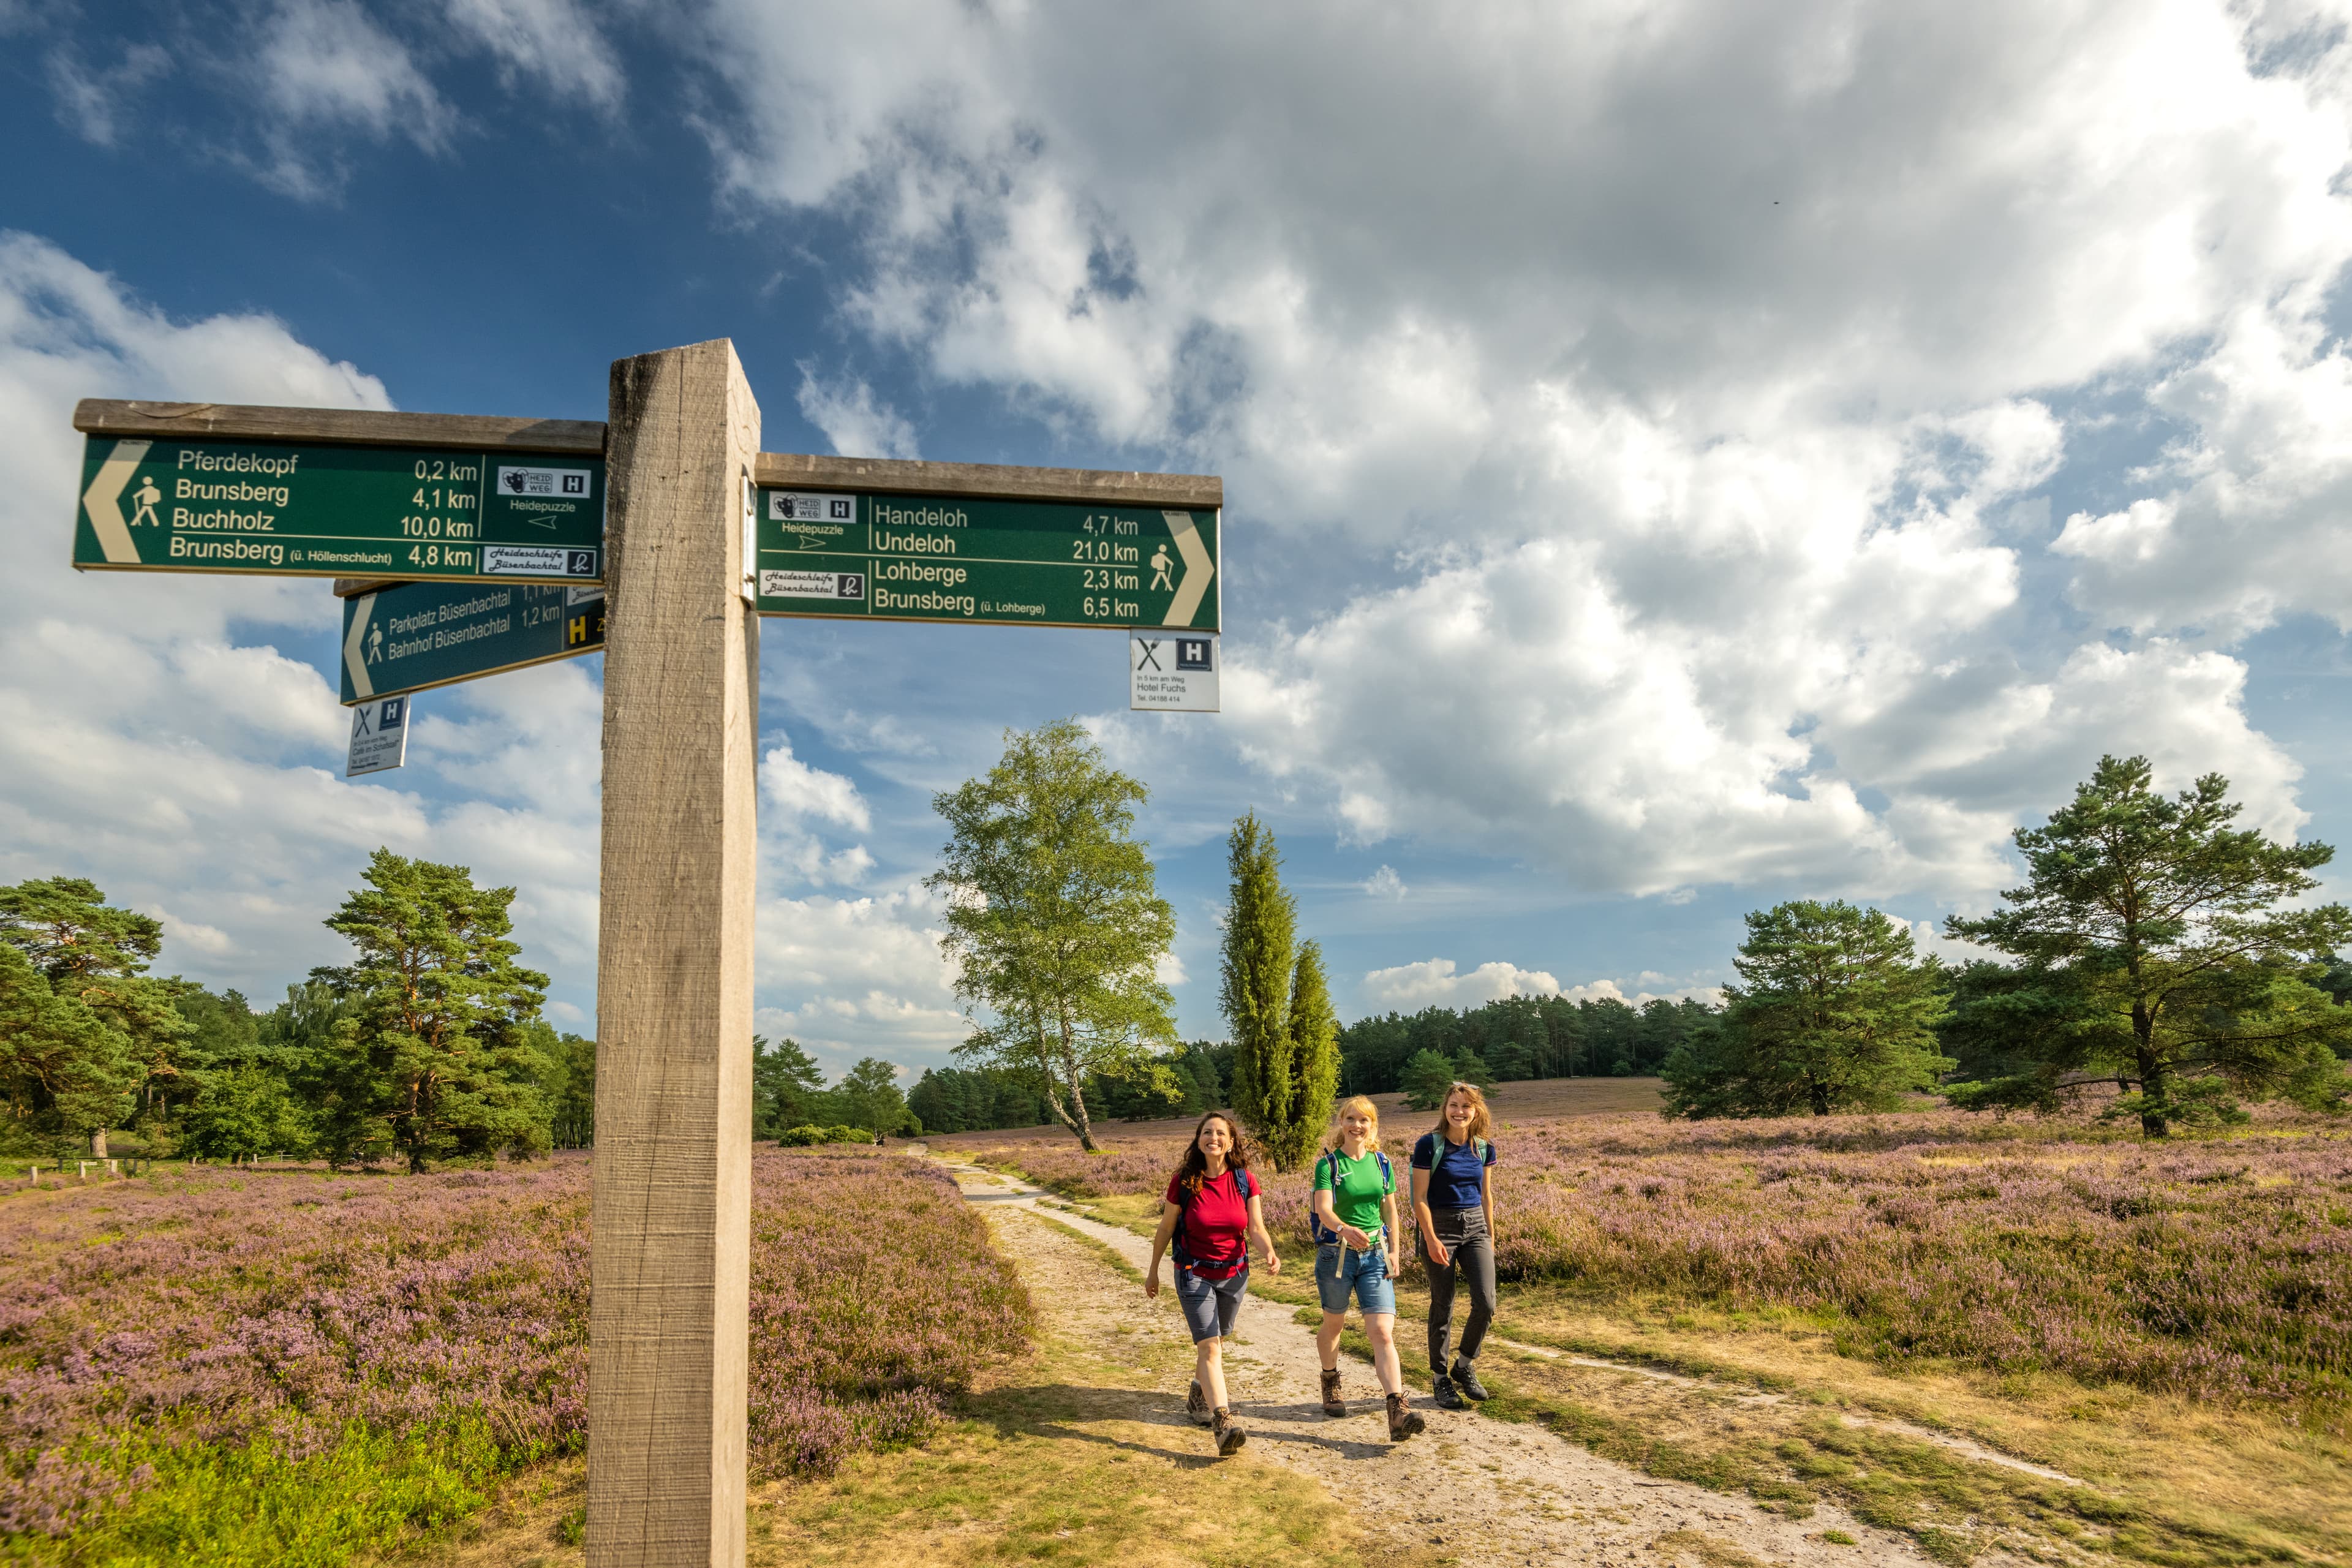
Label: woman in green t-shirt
xmin=1310 ymin=1095 xmax=1425 ymax=1442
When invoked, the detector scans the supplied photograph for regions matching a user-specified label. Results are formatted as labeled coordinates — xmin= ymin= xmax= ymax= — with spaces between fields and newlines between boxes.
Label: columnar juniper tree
xmin=1945 ymin=756 xmax=2352 ymax=1137
xmin=929 ymin=720 xmax=1179 ymax=1151
xmin=1219 ymin=815 xmax=1339 ymax=1170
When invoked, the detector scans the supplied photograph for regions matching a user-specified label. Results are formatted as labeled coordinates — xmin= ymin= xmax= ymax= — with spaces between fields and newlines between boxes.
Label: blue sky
xmin=6 ymin=0 xmax=2352 ymax=1079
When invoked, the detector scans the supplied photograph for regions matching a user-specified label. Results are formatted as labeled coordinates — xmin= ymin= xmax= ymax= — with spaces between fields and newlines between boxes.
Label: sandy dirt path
xmin=939 ymin=1159 xmax=2026 ymax=1568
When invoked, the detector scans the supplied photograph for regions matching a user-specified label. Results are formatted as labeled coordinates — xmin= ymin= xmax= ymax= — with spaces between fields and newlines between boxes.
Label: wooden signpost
xmin=67 ymin=347 xmax=1223 ymax=1568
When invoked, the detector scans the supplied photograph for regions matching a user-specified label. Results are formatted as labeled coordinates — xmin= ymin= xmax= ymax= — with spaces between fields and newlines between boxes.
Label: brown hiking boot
xmin=1212 ymin=1407 xmax=1247 ymax=1456
xmin=1319 ymin=1367 xmax=1346 ymax=1418
xmin=1386 ymin=1392 xmax=1426 ymax=1441
xmin=1186 ymin=1380 xmax=1212 ymax=1426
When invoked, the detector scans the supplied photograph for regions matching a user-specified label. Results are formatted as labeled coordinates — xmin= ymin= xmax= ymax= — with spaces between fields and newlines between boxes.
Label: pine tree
xmin=0 ymin=877 xmax=183 ymax=1155
xmin=1945 ymin=756 xmax=2352 ymax=1135
xmin=312 ymin=849 xmax=552 ymax=1172
xmin=1664 ymin=899 xmax=1951 ymax=1119
xmin=1220 ymin=814 xmax=1311 ymax=1168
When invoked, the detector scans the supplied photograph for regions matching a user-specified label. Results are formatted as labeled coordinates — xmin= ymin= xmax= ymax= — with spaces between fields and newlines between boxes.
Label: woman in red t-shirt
xmin=1146 ymin=1110 xmax=1281 ymax=1456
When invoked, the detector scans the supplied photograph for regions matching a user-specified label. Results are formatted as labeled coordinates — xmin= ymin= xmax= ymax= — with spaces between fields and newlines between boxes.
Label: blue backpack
xmin=1171 ymin=1166 xmax=1257 ymax=1270
xmin=1309 ymin=1148 xmax=1394 ymax=1246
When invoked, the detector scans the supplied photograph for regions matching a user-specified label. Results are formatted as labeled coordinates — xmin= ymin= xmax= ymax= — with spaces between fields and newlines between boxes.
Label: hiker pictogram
xmin=129 ymin=475 xmax=161 ymax=527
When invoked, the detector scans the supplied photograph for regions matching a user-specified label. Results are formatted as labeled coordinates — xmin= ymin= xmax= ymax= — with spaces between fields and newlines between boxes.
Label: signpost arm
xmin=590 ymin=340 xmax=760 ymax=1567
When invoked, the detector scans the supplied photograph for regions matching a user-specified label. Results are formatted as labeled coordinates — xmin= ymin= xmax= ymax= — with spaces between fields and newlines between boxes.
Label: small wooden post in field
xmin=589 ymin=339 xmax=761 ymax=1567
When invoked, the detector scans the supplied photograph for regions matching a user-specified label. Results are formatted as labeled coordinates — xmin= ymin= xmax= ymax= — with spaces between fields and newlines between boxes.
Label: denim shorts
xmin=1314 ymin=1242 xmax=1396 ymax=1316
xmin=1173 ymin=1263 xmax=1248 ymax=1343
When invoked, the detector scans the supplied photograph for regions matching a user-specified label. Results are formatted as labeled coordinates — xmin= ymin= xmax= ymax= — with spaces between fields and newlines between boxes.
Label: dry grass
xmin=1065 ymin=1186 xmax=2352 ymax=1565
xmin=398 ymin=1210 xmax=1383 ymax=1568
xmin=1488 ymin=1289 xmax=2352 ymax=1566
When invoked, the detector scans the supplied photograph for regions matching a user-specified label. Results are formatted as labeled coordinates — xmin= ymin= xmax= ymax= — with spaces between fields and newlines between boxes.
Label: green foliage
xmin=1338 ymin=993 xmax=1715 ymax=1092
xmin=907 ymin=1063 xmax=1054 ymax=1133
xmin=1945 ymin=756 xmax=2352 ymax=1136
xmin=1400 ymin=1045 xmax=1497 ymax=1111
xmin=834 ymin=1055 xmax=916 ymax=1134
xmin=778 ymin=1123 xmax=876 ymax=1147
xmin=1217 ymin=816 xmax=1338 ymax=1170
xmin=311 ymin=849 xmax=552 ymax=1172
xmin=752 ymin=1035 xmax=826 ymax=1139
xmin=929 ymin=720 xmax=1177 ymax=1150
xmin=1277 ymin=940 xmax=1340 ymax=1166
xmin=546 ymin=1030 xmax=595 ymax=1148
xmin=13 ymin=1415 xmax=525 ymax=1568
xmin=1400 ymin=1048 xmax=1458 ymax=1110
xmin=0 ymin=877 xmax=177 ymax=1153
xmin=178 ymin=1063 xmax=314 ymax=1161
xmin=1221 ymin=813 xmax=1297 ymax=1158
xmin=1664 ymin=900 xmax=1951 ymax=1119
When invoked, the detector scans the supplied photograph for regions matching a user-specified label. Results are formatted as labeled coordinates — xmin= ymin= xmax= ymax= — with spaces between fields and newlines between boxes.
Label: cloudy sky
xmin=6 ymin=0 xmax=2352 ymax=1076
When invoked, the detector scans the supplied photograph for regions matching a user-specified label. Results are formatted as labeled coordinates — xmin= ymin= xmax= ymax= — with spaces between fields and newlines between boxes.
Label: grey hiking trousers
xmin=1423 ymin=1205 xmax=1496 ymax=1373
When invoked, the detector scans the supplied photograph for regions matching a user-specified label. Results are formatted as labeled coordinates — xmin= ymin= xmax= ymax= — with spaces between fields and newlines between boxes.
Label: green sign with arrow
xmin=753 ymin=491 xmax=1218 ymax=631
xmin=340 ymin=579 xmax=605 ymax=706
xmin=74 ymin=435 xmax=603 ymax=583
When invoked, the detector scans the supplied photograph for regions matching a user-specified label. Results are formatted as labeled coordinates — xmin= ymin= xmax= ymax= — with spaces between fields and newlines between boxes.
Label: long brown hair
xmin=1173 ymin=1110 xmax=1253 ymax=1194
xmin=1431 ymin=1082 xmax=1492 ymax=1144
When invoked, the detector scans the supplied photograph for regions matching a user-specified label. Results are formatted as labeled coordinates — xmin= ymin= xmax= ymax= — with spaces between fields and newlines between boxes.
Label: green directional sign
xmin=341 ymin=579 xmax=606 ymax=705
xmin=75 ymin=436 xmax=603 ymax=583
xmin=753 ymin=491 xmax=1219 ymax=631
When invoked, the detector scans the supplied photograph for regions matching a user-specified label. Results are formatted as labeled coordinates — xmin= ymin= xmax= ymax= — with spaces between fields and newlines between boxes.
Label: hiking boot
xmin=1319 ymin=1367 xmax=1346 ymax=1418
xmin=1450 ymin=1357 xmax=1491 ymax=1401
xmin=1213 ymin=1407 xmax=1247 ymax=1457
xmin=1386 ymin=1392 xmax=1426 ymax=1441
xmin=1432 ymin=1372 xmax=1466 ymax=1410
xmin=1186 ymin=1380 xmax=1212 ymax=1427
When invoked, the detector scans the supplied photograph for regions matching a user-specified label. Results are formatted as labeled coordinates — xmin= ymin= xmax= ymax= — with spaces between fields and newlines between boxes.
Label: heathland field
xmin=959 ymin=1088 xmax=2352 ymax=1566
xmin=0 ymin=1150 xmax=1028 ymax=1566
xmin=6 ymin=1090 xmax=2351 ymax=1567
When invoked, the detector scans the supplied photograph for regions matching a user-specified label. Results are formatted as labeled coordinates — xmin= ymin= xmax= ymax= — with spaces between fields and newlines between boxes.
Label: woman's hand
xmin=1144 ymin=1267 xmax=1161 ymax=1299
xmin=1264 ymin=1251 xmax=1282 ymax=1277
xmin=1339 ymin=1223 xmax=1373 ymax=1251
xmin=1425 ymin=1235 xmax=1451 ymax=1267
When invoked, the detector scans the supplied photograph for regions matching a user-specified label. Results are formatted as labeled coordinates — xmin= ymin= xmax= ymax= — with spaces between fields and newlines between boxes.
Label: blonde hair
xmin=1433 ymin=1082 xmax=1492 ymax=1144
xmin=1322 ymin=1095 xmax=1381 ymax=1153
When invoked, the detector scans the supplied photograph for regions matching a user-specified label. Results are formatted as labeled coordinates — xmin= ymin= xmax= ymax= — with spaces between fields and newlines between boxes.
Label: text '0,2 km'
xmin=73 ymin=437 xmax=605 ymax=584
xmin=754 ymin=490 xmax=1219 ymax=632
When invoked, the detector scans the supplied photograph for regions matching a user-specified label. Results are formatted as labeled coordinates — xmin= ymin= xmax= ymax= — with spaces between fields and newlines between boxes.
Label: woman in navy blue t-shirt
xmin=1410 ymin=1082 xmax=1498 ymax=1409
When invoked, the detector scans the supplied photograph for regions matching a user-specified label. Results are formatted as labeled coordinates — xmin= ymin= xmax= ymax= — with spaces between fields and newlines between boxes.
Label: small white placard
xmin=1130 ymin=632 xmax=1219 ymax=712
xmin=760 ymin=569 xmax=866 ymax=600
xmin=347 ymin=696 xmax=411 ymax=777
xmin=481 ymin=544 xmax=598 ymax=577
xmin=496 ymin=466 xmax=594 ymax=499
xmin=769 ymin=491 xmax=857 ymax=522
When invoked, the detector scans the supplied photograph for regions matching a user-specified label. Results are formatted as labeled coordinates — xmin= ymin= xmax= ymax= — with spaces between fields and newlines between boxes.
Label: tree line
xmin=21 ymin=744 xmax=2337 ymax=1164
xmin=1662 ymin=757 xmax=2352 ymax=1136
xmin=1 ymin=852 xmax=595 ymax=1168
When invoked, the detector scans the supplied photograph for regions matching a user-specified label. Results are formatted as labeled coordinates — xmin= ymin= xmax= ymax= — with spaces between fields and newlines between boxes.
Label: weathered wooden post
xmin=590 ymin=340 xmax=761 ymax=1566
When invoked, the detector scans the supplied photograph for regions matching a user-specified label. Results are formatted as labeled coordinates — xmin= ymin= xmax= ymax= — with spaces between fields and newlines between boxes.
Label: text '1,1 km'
xmin=755 ymin=489 xmax=1219 ymax=631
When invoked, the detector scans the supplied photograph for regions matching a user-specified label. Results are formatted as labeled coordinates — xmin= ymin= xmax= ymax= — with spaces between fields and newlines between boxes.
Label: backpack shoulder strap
xmin=1240 ymin=1168 xmax=1257 ymax=1200
xmin=1375 ymin=1151 xmax=1394 ymax=1189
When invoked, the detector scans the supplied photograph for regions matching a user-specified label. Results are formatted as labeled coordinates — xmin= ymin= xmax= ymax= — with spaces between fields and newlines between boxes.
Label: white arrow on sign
xmin=80 ymin=439 xmax=149 ymax=565
xmin=344 ymin=592 xmax=377 ymax=701
xmin=1159 ymin=510 xmax=1214 ymax=627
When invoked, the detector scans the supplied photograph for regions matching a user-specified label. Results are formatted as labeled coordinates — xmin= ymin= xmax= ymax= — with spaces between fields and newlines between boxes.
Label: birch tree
xmin=929 ymin=720 xmax=1178 ymax=1150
